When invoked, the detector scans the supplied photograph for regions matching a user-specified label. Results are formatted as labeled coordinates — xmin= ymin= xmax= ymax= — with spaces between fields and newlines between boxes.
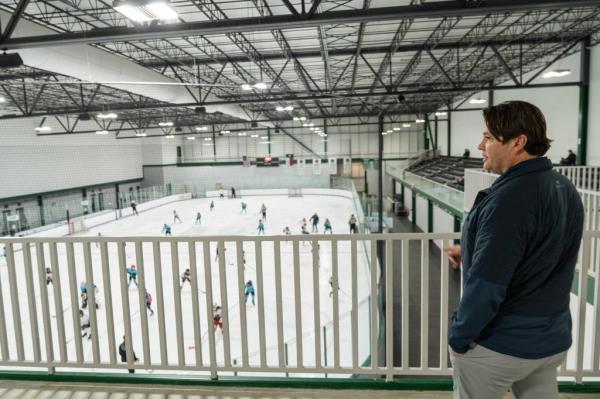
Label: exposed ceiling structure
xmin=0 ymin=0 xmax=599 ymax=138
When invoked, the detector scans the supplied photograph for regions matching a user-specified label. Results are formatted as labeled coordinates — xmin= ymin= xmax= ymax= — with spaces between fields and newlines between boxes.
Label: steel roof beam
xmin=3 ymin=1 xmax=599 ymax=49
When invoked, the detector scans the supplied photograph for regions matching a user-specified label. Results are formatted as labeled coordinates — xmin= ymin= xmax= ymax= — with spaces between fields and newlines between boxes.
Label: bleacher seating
xmin=406 ymin=156 xmax=483 ymax=191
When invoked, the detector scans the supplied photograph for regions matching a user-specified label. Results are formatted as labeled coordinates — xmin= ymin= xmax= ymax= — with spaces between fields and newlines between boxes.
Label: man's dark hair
xmin=482 ymin=101 xmax=551 ymax=156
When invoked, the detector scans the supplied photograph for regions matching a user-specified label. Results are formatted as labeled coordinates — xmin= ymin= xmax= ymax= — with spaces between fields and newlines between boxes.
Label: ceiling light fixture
xmin=158 ymin=121 xmax=173 ymax=127
xmin=260 ymin=136 xmax=268 ymax=139
xmin=187 ymin=136 xmax=196 ymax=140
xmin=241 ymin=84 xmax=253 ymax=91
xmin=415 ymin=119 xmax=425 ymax=123
xmin=435 ymin=111 xmax=447 ymax=117
xmin=0 ymin=97 xmax=6 ymax=103
xmin=238 ymin=132 xmax=247 ymax=136
xmin=34 ymin=126 xmax=51 ymax=132
xmin=195 ymin=126 xmax=208 ymax=131
xmin=542 ymin=69 xmax=571 ymax=79
xmin=136 ymin=132 xmax=147 ymax=137
xmin=97 ymin=112 xmax=118 ymax=119
xmin=165 ymin=134 xmax=174 ymax=139
xmin=393 ymin=127 xmax=401 ymax=131
xmin=403 ymin=123 xmax=411 ymax=127
xmin=113 ymin=0 xmax=177 ymax=23
xmin=221 ymin=130 xmax=230 ymax=134
xmin=250 ymin=134 xmax=259 ymax=138
xmin=204 ymin=137 xmax=212 ymax=141
xmin=469 ymin=98 xmax=487 ymax=104
xmin=381 ymin=132 xmax=387 ymax=136
xmin=276 ymin=105 xmax=294 ymax=112
xmin=95 ymin=130 xmax=109 ymax=135
xmin=253 ymin=82 xmax=268 ymax=90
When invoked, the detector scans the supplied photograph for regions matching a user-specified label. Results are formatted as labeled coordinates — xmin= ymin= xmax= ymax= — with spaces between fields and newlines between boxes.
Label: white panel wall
xmin=143 ymin=164 xmax=330 ymax=192
xmin=415 ymin=196 xmax=428 ymax=232
xmin=0 ymin=118 xmax=143 ymax=199
xmin=433 ymin=206 xmax=456 ymax=249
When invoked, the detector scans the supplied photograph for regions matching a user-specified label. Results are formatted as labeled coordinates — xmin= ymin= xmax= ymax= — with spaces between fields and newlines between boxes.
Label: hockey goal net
xmin=68 ymin=216 xmax=88 ymax=235
xmin=288 ymin=188 xmax=303 ymax=197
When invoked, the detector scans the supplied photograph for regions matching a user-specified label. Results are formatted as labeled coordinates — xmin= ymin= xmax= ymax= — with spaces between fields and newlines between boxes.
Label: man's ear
xmin=514 ymin=134 xmax=528 ymax=151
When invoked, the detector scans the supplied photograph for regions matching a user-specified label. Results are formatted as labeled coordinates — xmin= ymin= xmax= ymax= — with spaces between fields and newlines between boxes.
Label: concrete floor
xmin=0 ymin=380 xmax=599 ymax=399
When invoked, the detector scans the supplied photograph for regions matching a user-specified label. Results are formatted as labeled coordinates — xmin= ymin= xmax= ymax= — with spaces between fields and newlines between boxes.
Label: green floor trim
xmin=1 ymin=371 xmax=599 ymax=392
xmin=571 ymin=270 xmax=595 ymax=305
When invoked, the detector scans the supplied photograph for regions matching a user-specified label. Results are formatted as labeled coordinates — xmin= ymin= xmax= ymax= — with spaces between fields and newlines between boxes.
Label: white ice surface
xmin=0 ymin=195 xmax=374 ymax=375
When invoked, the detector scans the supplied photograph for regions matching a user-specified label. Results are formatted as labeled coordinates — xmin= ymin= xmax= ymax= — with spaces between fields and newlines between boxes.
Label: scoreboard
xmin=256 ymin=156 xmax=280 ymax=167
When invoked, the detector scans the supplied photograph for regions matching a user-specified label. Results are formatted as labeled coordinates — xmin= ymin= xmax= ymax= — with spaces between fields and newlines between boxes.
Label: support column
xmin=115 ymin=184 xmax=120 ymax=209
xmin=212 ymin=126 xmax=217 ymax=158
xmin=577 ymin=36 xmax=590 ymax=165
xmin=427 ymin=200 xmax=433 ymax=233
xmin=38 ymin=195 xmax=45 ymax=226
xmin=411 ymin=191 xmax=416 ymax=225
xmin=324 ymin=119 xmax=328 ymax=155
xmin=447 ymin=106 xmax=452 ymax=156
xmin=267 ymin=127 xmax=272 ymax=155
xmin=378 ymin=113 xmax=384 ymax=233
xmin=434 ymin=115 xmax=439 ymax=152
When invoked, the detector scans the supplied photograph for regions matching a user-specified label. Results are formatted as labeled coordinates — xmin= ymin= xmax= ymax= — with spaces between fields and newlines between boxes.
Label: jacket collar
xmin=491 ymin=156 xmax=552 ymax=190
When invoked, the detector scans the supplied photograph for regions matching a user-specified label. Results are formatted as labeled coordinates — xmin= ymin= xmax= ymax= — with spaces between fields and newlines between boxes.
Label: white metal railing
xmin=555 ymin=166 xmax=600 ymax=192
xmin=0 ymin=232 xmax=598 ymax=382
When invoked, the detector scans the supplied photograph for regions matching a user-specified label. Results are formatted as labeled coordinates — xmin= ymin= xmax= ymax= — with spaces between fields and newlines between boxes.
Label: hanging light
xmin=165 ymin=134 xmax=175 ymax=139
xmin=241 ymin=84 xmax=253 ymax=91
xmin=136 ymin=132 xmax=147 ymax=137
xmin=34 ymin=126 xmax=52 ymax=132
xmin=469 ymin=98 xmax=487 ymax=104
xmin=187 ymin=136 xmax=196 ymax=140
xmin=393 ymin=127 xmax=401 ymax=131
xmin=415 ymin=119 xmax=425 ymax=123
xmin=542 ymin=69 xmax=571 ymax=79
xmin=403 ymin=123 xmax=411 ymax=128
xmin=204 ymin=137 xmax=212 ymax=141
xmin=435 ymin=111 xmax=447 ymax=117
xmin=95 ymin=130 xmax=109 ymax=135
xmin=276 ymin=105 xmax=294 ymax=112
xmin=97 ymin=112 xmax=118 ymax=119
xmin=253 ymin=82 xmax=268 ymax=90
xmin=195 ymin=126 xmax=208 ymax=131
xmin=158 ymin=121 xmax=173 ymax=127
xmin=113 ymin=0 xmax=178 ymax=23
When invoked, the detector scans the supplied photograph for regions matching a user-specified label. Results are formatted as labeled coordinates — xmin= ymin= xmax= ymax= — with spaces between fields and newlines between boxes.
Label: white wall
xmin=0 ymin=118 xmax=143 ymax=199
xmin=143 ymin=164 xmax=331 ymax=192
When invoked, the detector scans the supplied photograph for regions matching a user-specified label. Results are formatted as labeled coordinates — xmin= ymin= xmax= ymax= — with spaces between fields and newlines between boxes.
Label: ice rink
xmin=0 ymin=194 xmax=374 ymax=373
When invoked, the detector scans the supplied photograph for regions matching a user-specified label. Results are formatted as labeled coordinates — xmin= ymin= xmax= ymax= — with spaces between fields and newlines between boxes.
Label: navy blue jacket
xmin=449 ymin=157 xmax=584 ymax=358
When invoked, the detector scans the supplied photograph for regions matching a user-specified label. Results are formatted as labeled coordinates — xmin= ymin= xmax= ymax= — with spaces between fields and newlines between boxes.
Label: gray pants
xmin=450 ymin=344 xmax=567 ymax=399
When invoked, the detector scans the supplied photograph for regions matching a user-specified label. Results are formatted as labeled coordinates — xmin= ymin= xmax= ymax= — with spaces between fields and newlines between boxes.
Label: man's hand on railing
xmin=443 ymin=245 xmax=461 ymax=270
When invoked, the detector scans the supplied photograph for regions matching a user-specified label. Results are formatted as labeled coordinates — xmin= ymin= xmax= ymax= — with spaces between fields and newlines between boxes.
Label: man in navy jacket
xmin=444 ymin=101 xmax=584 ymax=398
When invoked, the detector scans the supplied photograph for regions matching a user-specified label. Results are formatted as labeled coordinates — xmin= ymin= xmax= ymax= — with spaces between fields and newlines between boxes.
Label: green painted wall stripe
xmin=0 ymin=371 xmax=599 ymax=392
xmin=0 ymin=178 xmax=143 ymax=203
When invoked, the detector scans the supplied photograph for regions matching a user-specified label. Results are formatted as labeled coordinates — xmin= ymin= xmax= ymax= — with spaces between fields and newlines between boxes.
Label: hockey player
xmin=131 ymin=200 xmax=138 ymax=216
xmin=161 ymin=223 xmax=172 ymax=236
xmin=80 ymin=309 xmax=92 ymax=340
xmin=145 ymin=291 xmax=154 ymax=316
xmin=329 ymin=276 xmax=340 ymax=297
xmin=173 ymin=210 xmax=182 ymax=224
xmin=195 ymin=212 xmax=201 ymax=224
xmin=282 ymin=226 xmax=291 ymax=235
xmin=46 ymin=267 xmax=53 ymax=285
xmin=244 ymin=280 xmax=256 ymax=306
xmin=210 ymin=201 xmax=215 ymax=211
xmin=309 ymin=213 xmax=320 ymax=232
xmin=324 ymin=218 xmax=333 ymax=234
xmin=301 ymin=224 xmax=310 ymax=235
xmin=257 ymin=220 xmax=265 ymax=235
xmin=126 ymin=264 xmax=138 ymax=286
xmin=231 ymin=186 xmax=236 ymax=199
xmin=260 ymin=203 xmax=267 ymax=220
xmin=241 ymin=202 xmax=247 ymax=213
xmin=348 ymin=214 xmax=358 ymax=234
xmin=180 ymin=268 xmax=192 ymax=288
xmin=212 ymin=303 xmax=223 ymax=331
xmin=119 ymin=336 xmax=139 ymax=373
xmin=214 ymin=246 xmax=226 ymax=262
